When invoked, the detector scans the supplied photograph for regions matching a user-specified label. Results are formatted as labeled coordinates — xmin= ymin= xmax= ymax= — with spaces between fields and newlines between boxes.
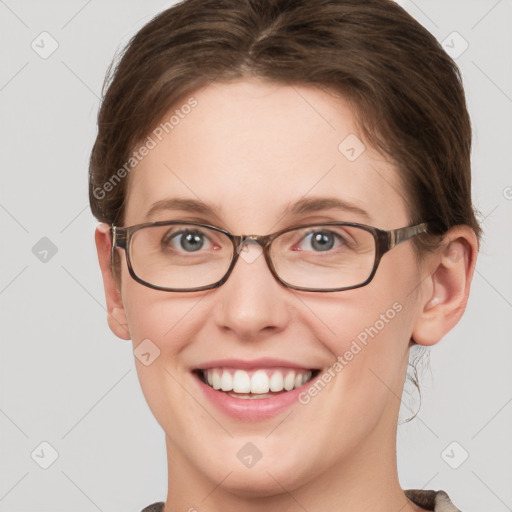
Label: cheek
xmin=301 ymin=289 xmax=411 ymax=364
xmin=121 ymin=285 xmax=205 ymax=431
xmin=293 ymin=297 xmax=412 ymax=448
xmin=119 ymin=252 xmax=195 ymax=344
xmin=308 ymin=296 xmax=409 ymax=392
xmin=298 ymin=249 xmax=419 ymax=400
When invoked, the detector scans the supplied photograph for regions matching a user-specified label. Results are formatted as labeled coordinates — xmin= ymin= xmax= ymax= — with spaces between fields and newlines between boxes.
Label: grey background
xmin=0 ymin=0 xmax=511 ymax=510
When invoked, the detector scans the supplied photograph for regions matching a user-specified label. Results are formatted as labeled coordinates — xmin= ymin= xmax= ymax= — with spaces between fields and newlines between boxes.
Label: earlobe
xmin=412 ymin=226 xmax=478 ymax=346
xmin=107 ymin=307 xmax=130 ymax=341
xmin=95 ymin=223 xmax=131 ymax=341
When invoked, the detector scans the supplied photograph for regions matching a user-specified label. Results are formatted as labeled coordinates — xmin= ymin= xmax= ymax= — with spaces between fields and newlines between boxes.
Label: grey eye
xmin=162 ymin=229 xmax=212 ymax=253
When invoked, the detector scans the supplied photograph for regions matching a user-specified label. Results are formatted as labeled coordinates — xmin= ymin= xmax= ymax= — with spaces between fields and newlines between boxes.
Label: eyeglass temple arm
xmin=109 ymin=226 xmax=129 ymax=266
xmin=388 ymin=222 xmax=429 ymax=249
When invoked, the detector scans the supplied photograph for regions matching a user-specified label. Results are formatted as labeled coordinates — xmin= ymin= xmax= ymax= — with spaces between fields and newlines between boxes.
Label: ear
xmin=95 ymin=223 xmax=131 ymax=340
xmin=412 ymin=225 xmax=478 ymax=346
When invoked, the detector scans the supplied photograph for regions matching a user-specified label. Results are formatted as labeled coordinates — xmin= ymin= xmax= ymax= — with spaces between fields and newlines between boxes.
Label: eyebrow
xmin=146 ymin=198 xmax=220 ymax=219
xmin=145 ymin=196 xmax=371 ymax=223
xmin=282 ymin=196 xmax=370 ymax=221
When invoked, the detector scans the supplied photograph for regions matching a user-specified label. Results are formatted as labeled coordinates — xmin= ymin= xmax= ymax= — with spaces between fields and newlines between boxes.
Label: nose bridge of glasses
xmin=235 ymin=233 xmax=270 ymax=248
xmin=236 ymin=235 xmax=266 ymax=262
xmin=240 ymin=234 xmax=261 ymax=243
xmin=233 ymin=235 xmax=269 ymax=266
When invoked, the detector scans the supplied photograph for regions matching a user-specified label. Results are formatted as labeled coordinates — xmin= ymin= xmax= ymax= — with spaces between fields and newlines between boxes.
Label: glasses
xmin=110 ymin=220 xmax=429 ymax=293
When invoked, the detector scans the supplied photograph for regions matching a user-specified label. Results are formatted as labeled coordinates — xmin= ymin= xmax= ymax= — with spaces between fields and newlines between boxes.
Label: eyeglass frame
xmin=110 ymin=220 xmax=429 ymax=293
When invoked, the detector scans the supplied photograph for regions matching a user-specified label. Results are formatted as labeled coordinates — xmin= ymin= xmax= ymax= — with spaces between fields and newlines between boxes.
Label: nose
xmin=213 ymin=239 xmax=290 ymax=340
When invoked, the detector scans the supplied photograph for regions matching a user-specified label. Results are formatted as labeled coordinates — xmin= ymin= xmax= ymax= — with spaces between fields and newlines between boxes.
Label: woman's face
xmin=113 ymin=79 xmax=429 ymax=494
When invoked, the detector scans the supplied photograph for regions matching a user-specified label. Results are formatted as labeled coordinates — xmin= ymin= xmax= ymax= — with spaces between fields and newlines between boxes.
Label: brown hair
xmin=89 ymin=0 xmax=481 ymax=250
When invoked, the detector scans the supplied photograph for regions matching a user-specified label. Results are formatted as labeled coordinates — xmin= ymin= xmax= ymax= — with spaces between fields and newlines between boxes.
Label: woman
xmin=89 ymin=1 xmax=480 ymax=510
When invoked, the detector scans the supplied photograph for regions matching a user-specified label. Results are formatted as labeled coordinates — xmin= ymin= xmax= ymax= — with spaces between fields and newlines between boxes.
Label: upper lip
xmin=193 ymin=358 xmax=318 ymax=371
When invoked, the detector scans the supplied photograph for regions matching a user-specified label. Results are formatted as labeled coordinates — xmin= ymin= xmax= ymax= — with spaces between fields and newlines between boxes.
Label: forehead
xmin=124 ymin=79 xmax=409 ymax=230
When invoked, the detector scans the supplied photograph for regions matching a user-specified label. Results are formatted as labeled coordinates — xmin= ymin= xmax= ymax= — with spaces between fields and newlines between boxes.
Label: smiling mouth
xmin=194 ymin=367 xmax=320 ymax=399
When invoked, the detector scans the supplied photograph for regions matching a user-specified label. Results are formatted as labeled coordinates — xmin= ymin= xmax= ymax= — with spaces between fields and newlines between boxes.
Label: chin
xmin=217 ymin=470 xmax=301 ymax=499
xmin=200 ymin=453 xmax=313 ymax=499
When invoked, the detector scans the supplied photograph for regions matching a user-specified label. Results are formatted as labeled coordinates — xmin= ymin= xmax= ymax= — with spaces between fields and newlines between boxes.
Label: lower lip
xmin=193 ymin=372 xmax=315 ymax=421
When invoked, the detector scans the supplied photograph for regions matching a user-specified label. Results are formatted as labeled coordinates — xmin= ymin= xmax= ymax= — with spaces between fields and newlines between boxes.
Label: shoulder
xmin=405 ymin=489 xmax=462 ymax=512
xmin=140 ymin=502 xmax=165 ymax=512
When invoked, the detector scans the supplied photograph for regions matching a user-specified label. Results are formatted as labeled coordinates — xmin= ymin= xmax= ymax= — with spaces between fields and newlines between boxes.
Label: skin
xmin=95 ymin=79 xmax=478 ymax=512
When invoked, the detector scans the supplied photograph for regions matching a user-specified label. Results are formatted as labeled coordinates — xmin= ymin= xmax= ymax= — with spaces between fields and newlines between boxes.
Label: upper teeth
xmin=203 ymin=368 xmax=313 ymax=394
